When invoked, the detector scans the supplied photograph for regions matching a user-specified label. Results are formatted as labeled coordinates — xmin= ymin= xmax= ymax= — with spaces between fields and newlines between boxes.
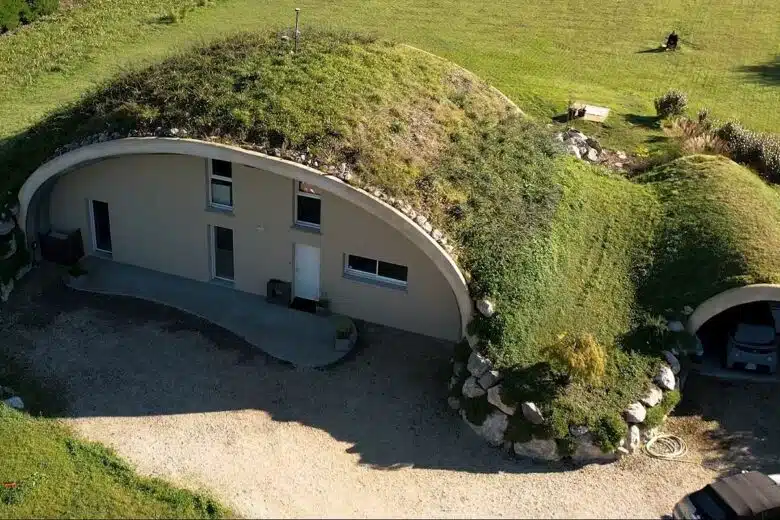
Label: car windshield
xmin=733 ymin=323 xmax=776 ymax=345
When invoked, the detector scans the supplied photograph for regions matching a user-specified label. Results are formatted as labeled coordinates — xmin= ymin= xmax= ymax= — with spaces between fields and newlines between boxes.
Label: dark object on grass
xmin=665 ymin=32 xmax=679 ymax=51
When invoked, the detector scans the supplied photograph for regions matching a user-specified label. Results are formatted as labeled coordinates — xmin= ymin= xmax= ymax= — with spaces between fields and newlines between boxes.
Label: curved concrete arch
xmin=19 ymin=137 xmax=472 ymax=337
xmin=687 ymin=284 xmax=780 ymax=334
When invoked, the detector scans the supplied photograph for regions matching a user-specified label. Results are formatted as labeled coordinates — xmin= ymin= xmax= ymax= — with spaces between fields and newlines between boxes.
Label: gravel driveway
xmin=1 ymin=271 xmax=722 ymax=518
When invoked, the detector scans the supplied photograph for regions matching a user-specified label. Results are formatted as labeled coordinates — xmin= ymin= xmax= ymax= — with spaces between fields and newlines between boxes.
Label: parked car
xmin=725 ymin=323 xmax=777 ymax=374
xmin=673 ymin=471 xmax=780 ymax=519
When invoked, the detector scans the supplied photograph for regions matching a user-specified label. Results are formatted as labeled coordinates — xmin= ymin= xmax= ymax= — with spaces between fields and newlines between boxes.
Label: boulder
xmin=466 ymin=334 xmax=480 ymax=349
xmin=586 ymin=137 xmax=603 ymax=152
xmin=467 ymin=351 xmax=491 ymax=377
xmin=623 ymin=425 xmax=641 ymax=454
xmin=663 ymin=351 xmax=681 ymax=375
xmin=586 ymin=148 xmax=600 ymax=162
xmin=462 ymin=376 xmax=486 ymax=398
xmin=448 ymin=375 xmax=459 ymax=391
xmin=667 ymin=320 xmax=685 ymax=332
xmin=448 ymin=396 xmax=461 ymax=410
xmin=487 ymin=385 xmax=516 ymax=415
xmin=655 ymin=365 xmax=676 ymax=391
xmin=640 ymin=386 xmax=663 ymax=408
xmin=624 ymin=402 xmax=647 ymax=424
xmin=476 ymin=299 xmax=495 ymax=318
xmin=569 ymin=425 xmax=589 ymax=437
xmin=616 ymin=150 xmax=628 ymax=160
xmin=554 ymin=133 xmax=565 ymax=142
xmin=521 ymin=402 xmax=545 ymax=425
xmin=3 ymin=396 xmax=24 ymax=410
xmin=478 ymin=370 xmax=501 ymax=390
xmin=566 ymin=144 xmax=582 ymax=160
xmin=476 ymin=410 xmax=509 ymax=446
xmin=571 ymin=434 xmax=618 ymax=464
xmin=514 ymin=439 xmax=559 ymax=461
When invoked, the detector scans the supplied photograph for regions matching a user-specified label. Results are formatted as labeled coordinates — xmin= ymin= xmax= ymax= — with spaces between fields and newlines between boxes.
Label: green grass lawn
xmin=0 ymin=0 xmax=777 ymax=151
xmin=0 ymin=405 xmax=227 ymax=518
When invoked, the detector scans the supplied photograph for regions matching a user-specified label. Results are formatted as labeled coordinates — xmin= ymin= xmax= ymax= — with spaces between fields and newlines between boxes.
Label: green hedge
xmin=0 ymin=0 xmax=58 ymax=33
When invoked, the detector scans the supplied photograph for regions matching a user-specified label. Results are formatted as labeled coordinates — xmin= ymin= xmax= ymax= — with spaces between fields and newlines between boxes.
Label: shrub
xmin=643 ymin=389 xmax=681 ymax=429
xmin=590 ymin=413 xmax=627 ymax=453
xmin=717 ymin=122 xmax=780 ymax=182
xmin=654 ymin=90 xmax=688 ymax=119
xmin=0 ymin=0 xmax=26 ymax=31
xmin=544 ymin=333 xmax=607 ymax=386
xmin=555 ymin=436 xmax=577 ymax=457
xmin=27 ymin=0 xmax=57 ymax=17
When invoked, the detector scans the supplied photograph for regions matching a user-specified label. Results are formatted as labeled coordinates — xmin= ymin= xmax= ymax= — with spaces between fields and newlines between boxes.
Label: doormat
xmin=290 ymin=297 xmax=317 ymax=314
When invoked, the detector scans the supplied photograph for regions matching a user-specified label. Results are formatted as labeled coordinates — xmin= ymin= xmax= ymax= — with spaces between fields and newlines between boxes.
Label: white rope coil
xmin=644 ymin=434 xmax=688 ymax=460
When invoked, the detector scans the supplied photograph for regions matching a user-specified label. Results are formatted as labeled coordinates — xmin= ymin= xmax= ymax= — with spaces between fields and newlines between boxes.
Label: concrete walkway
xmin=67 ymin=256 xmax=348 ymax=367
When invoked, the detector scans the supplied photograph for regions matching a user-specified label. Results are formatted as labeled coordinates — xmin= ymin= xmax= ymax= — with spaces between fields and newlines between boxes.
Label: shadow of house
xmin=738 ymin=56 xmax=780 ymax=86
xmin=1 ymin=278 xmax=566 ymax=476
xmin=624 ymin=113 xmax=661 ymax=130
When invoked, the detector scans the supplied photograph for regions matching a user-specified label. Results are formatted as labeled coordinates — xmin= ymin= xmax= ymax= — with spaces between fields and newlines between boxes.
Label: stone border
xmin=449 ymin=300 xmax=685 ymax=464
xmin=16 ymin=134 xmax=473 ymax=338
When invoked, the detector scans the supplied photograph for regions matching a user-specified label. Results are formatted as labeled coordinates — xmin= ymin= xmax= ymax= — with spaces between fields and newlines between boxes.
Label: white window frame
xmin=344 ymin=254 xmax=408 ymax=288
xmin=210 ymin=225 xmax=235 ymax=282
xmin=208 ymin=159 xmax=233 ymax=210
xmin=294 ymin=181 xmax=321 ymax=230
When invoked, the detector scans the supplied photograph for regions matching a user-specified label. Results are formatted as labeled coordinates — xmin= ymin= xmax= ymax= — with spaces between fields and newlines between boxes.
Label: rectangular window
xmin=209 ymin=159 xmax=233 ymax=209
xmin=295 ymin=181 xmax=321 ymax=228
xmin=345 ymin=254 xmax=408 ymax=287
xmin=212 ymin=226 xmax=234 ymax=281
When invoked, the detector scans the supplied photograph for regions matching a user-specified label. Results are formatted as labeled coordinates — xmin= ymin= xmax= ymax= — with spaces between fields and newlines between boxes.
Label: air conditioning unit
xmin=266 ymin=279 xmax=292 ymax=307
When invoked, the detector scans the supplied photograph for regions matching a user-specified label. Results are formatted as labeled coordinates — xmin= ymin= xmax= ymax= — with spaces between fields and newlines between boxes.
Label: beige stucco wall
xmin=49 ymin=153 xmax=461 ymax=340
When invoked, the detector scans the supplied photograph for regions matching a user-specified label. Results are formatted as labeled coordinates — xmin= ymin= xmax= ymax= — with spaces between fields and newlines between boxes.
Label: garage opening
xmin=694 ymin=300 xmax=780 ymax=378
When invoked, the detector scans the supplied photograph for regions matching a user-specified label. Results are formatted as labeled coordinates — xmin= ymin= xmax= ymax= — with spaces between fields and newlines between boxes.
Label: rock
xmin=578 ymin=145 xmax=590 ymax=157
xmin=466 ymin=334 xmax=480 ymax=349
xmin=453 ymin=361 xmax=465 ymax=376
xmin=640 ymin=386 xmax=663 ymax=407
xmin=521 ymin=402 xmax=545 ymax=425
xmin=554 ymin=133 xmax=565 ymax=142
xmin=642 ymin=426 xmax=660 ymax=443
xmin=478 ymin=370 xmax=501 ymax=390
xmin=476 ymin=299 xmax=495 ymax=318
xmin=572 ymin=433 xmax=618 ymax=464
xmin=586 ymin=137 xmax=602 ymax=152
xmin=476 ymin=410 xmax=509 ymax=446
xmin=1 ymin=279 xmax=14 ymax=302
xmin=655 ymin=365 xmax=676 ymax=391
xmin=623 ymin=425 xmax=641 ymax=454
xmin=616 ymin=150 xmax=628 ymax=160
xmin=448 ymin=396 xmax=461 ymax=410
xmin=586 ymin=148 xmax=600 ymax=162
xmin=624 ymin=402 xmax=647 ymax=424
xmin=614 ymin=162 xmax=624 ymax=169
xmin=569 ymin=425 xmax=589 ymax=437
xmin=667 ymin=320 xmax=685 ymax=332
xmin=566 ymin=129 xmax=587 ymax=141
xmin=432 ymin=229 xmax=444 ymax=241
xmin=487 ymin=385 xmax=516 ymax=415
xmin=3 ymin=396 xmax=24 ymax=410
xmin=467 ymin=351 xmax=491 ymax=377
xmin=462 ymin=376 xmax=486 ymax=398
xmin=415 ymin=215 xmax=428 ymax=227
xmin=663 ymin=351 xmax=681 ymax=375
xmin=514 ymin=439 xmax=559 ymax=461
xmin=448 ymin=375 xmax=459 ymax=391
xmin=682 ymin=305 xmax=694 ymax=316
xmin=566 ymin=144 xmax=582 ymax=160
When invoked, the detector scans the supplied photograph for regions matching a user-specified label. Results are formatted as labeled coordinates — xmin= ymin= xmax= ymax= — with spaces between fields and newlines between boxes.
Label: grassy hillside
xmin=0 ymin=0 xmax=777 ymax=152
xmin=0 ymin=405 xmax=227 ymax=518
xmin=638 ymin=154 xmax=780 ymax=313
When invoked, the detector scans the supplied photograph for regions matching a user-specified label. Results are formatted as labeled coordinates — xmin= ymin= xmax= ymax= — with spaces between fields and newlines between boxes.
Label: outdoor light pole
xmin=294 ymin=8 xmax=301 ymax=53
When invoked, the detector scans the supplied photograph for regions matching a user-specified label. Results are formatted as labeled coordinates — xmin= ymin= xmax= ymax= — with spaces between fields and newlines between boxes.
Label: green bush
xmin=555 ymin=436 xmax=577 ymax=457
xmin=590 ymin=413 xmax=627 ymax=453
xmin=717 ymin=121 xmax=780 ymax=182
xmin=544 ymin=333 xmax=607 ymax=386
xmin=0 ymin=0 xmax=58 ymax=32
xmin=654 ymin=89 xmax=688 ymax=118
xmin=27 ymin=0 xmax=58 ymax=17
xmin=643 ymin=389 xmax=681 ymax=429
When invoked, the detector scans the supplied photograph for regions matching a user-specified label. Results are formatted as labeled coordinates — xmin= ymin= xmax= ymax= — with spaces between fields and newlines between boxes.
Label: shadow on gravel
xmin=0 ymin=269 xmax=565 ymax=475
xmin=673 ymin=372 xmax=780 ymax=476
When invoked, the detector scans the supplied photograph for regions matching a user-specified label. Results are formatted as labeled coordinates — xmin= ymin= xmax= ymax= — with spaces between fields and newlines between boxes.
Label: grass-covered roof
xmin=2 ymin=30 xmax=780 ymax=448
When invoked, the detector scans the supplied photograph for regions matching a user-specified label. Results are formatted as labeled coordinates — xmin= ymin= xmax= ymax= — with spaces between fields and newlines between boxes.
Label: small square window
xmin=296 ymin=181 xmax=321 ymax=228
xmin=211 ymin=179 xmax=233 ymax=208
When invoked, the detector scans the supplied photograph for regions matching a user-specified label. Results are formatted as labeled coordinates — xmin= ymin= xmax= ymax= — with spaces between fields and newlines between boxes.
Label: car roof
xmin=695 ymin=471 xmax=780 ymax=519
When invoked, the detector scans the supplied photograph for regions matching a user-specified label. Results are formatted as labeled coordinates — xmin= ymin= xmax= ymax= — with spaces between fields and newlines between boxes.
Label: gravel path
xmin=1 ymin=278 xmax=722 ymax=518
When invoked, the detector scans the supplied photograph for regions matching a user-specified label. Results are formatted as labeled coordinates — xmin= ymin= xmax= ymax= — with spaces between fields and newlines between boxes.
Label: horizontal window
xmin=345 ymin=254 xmax=408 ymax=286
xmin=296 ymin=181 xmax=321 ymax=228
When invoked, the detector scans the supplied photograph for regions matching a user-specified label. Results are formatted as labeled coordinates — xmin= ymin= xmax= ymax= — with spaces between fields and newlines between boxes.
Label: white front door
xmin=294 ymin=243 xmax=320 ymax=301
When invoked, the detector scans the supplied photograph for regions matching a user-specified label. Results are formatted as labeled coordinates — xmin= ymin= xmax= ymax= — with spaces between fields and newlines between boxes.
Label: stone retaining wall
xmin=448 ymin=298 xmax=684 ymax=464
xmin=0 ymin=203 xmax=32 ymax=303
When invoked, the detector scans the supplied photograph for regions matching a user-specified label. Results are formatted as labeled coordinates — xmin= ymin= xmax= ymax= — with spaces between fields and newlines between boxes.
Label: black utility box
xmin=39 ymin=229 xmax=84 ymax=266
xmin=267 ymin=279 xmax=292 ymax=306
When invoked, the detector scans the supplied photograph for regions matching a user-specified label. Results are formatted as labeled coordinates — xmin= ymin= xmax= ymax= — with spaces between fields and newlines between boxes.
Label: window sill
xmin=210 ymin=277 xmax=235 ymax=288
xmin=343 ymin=272 xmax=407 ymax=292
xmin=291 ymin=223 xmax=322 ymax=235
xmin=92 ymin=250 xmax=113 ymax=259
xmin=206 ymin=205 xmax=235 ymax=216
